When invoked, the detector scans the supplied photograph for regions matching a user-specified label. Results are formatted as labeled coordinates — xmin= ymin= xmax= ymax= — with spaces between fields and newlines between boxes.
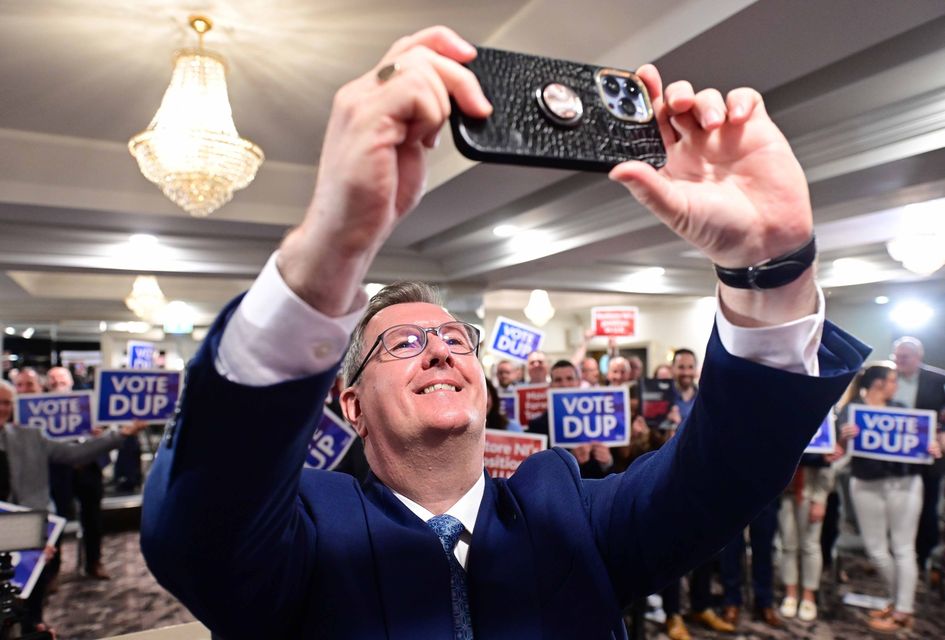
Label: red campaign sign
xmin=516 ymin=384 xmax=548 ymax=425
xmin=484 ymin=429 xmax=548 ymax=479
xmin=591 ymin=306 xmax=638 ymax=337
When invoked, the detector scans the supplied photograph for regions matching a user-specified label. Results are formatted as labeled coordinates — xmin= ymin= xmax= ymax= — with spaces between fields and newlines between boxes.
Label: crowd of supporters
xmin=487 ymin=334 xmax=945 ymax=638
xmin=2 ymin=332 xmax=943 ymax=638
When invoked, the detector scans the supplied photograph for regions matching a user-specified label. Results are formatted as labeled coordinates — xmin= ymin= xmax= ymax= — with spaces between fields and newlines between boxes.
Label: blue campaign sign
xmin=95 ymin=369 xmax=182 ymax=424
xmin=14 ymin=391 xmax=95 ymax=440
xmin=305 ymin=407 xmax=358 ymax=470
xmin=548 ymin=386 xmax=630 ymax=447
xmin=488 ymin=316 xmax=544 ymax=363
xmin=0 ymin=502 xmax=66 ymax=600
xmin=805 ymin=413 xmax=836 ymax=455
xmin=849 ymin=404 xmax=937 ymax=464
xmin=499 ymin=393 xmax=517 ymax=420
xmin=127 ymin=340 xmax=156 ymax=369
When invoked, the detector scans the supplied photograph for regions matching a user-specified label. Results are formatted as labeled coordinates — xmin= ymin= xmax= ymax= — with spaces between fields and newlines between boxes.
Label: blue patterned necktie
xmin=427 ymin=514 xmax=474 ymax=639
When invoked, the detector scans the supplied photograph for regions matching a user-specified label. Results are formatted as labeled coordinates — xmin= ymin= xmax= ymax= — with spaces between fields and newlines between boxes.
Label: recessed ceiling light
xmin=22 ymin=327 xmax=35 ymax=339
xmin=3 ymin=326 xmax=14 ymax=336
xmin=874 ymin=296 xmax=889 ymax=305
xmin=493 ymin=224 xmax=518 ymax=238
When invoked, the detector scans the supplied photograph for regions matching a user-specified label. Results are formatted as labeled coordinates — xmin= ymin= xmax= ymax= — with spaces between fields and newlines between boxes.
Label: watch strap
xmin=714 ymin=236 xmax=816 ymax=290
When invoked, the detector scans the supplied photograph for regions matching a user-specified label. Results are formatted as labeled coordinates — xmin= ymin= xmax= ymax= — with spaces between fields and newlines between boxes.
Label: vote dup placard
xmin=127 ymin=340 xmax=156 ymax=369
xmin=95 ymin=369 xmax=182 ymax=424
xmin=848 ymin=404 xmax=936 ymax=464
xmin=488 ymin=316 xmax=544 ymax=363
xmin=804 ymin=413 xmax=836 ymax=455
xmin=498 ymin=393 xmax=516 ymax=420
xmin=14 ymin=391 xmax=94 ymax=440
xmin=305 ymin=408 xmax=358 ymax=470
xmin=548 ymin=387 xmax=630 ymax=447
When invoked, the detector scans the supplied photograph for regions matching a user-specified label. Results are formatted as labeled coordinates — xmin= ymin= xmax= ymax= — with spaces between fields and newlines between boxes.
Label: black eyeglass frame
xmin=348 ymin=321 xmax=481 ymax=385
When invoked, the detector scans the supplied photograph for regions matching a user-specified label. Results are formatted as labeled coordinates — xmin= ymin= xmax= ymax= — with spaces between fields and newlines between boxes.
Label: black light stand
xmin=0 ymin=510 xmax=52 ymax=640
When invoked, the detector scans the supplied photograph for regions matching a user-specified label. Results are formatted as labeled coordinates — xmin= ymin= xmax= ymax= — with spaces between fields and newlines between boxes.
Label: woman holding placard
xmin=837 ymin=362 xmax=942 ymax=633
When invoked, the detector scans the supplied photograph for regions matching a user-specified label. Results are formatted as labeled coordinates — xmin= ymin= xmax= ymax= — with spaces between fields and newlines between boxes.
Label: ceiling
xmin=3 ymin=0 xmax=945 ymax=340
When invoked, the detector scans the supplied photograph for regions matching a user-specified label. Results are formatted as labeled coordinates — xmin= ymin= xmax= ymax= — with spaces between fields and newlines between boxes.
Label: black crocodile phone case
xmin=450 ymin=46 xmax=667 ymax=172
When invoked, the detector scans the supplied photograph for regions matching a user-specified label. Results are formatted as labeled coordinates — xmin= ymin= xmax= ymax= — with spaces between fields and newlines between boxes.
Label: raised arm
xmin=46 ymin=430 xmax=123 ymax=465
xmin=610 ymin=66 xmax=817 ymax=330
xmin=277 ymin=27 xmax=491 ymax=317
xmin=591 ymin=67 xmax=867 ymax=600
xmin=141 ymin=26 xmax=491 ymax=638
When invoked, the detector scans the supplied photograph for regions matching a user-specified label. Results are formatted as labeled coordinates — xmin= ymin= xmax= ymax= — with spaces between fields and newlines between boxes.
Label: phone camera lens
xmin=618 ymin=97 xmax=641 ymax=117
xmin=625 ymin=82 xmax=640 ymax=96
xmin=601 ymin=76 xmax=621 ymax=96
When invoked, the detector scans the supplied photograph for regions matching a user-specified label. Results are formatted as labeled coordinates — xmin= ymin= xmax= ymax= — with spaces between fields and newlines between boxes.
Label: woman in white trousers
xmin=838 ymin=362 xmax=942 ymax=633
xmin=778 ymin=455 xmax=835 ymax=621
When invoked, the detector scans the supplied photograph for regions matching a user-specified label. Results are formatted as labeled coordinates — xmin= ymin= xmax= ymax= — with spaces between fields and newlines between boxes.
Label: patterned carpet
xmin=43 ymin=531 xmax=195 ymax=640
xmin=39 ymin=530 xmax=945 ymax=639
xmin=643 ymin=555 xmax=945 ymax=640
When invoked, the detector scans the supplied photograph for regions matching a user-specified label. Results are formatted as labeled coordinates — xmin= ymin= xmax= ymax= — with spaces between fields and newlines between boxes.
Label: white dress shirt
xmin=216 ymin=251 xmax=827 ymax=553
xmin=394 ymin=475 xmax=484 ymax=569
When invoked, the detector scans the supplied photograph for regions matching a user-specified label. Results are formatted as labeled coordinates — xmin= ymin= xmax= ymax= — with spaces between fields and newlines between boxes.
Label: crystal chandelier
xmin=125 ymin=275 xmax=167 ymax=322
xmin=129 ymin=15 xmax=264 ymax=217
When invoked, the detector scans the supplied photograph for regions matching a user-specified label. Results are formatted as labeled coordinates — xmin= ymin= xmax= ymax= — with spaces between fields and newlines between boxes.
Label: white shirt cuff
xmin=216 ymin=252 xmax=368 ymax=386
xmin=714 ymin=285 xmax=825 ymax=376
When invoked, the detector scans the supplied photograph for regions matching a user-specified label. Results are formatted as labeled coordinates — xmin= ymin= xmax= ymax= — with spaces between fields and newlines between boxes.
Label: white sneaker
xmin=779 ymin=596 xmax=798 ymax=618
xmin=798 ymin=599 xmax=817 ymax=622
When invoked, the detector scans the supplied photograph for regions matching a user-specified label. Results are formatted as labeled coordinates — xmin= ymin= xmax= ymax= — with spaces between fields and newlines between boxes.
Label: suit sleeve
xmin=140 ymin=295 xmax=335 ymax=638
xmin=584 ymin=320 xmax=869 ymax=603
xmin=46 ymin=431 xmax=123 ymax=465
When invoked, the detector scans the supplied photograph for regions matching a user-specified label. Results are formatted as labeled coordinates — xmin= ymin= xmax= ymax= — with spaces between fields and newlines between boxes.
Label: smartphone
xmin=450 ymin=46 xmax=666 ymax=172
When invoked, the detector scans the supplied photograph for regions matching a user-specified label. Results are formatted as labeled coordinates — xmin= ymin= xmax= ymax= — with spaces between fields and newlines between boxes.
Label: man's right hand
xmin=278 ymin=26 xmax=492 ymax=317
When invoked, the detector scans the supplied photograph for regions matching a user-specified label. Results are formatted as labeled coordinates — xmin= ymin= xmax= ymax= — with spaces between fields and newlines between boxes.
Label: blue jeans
xmin=720 ymin=499 xmax=779 ymax=609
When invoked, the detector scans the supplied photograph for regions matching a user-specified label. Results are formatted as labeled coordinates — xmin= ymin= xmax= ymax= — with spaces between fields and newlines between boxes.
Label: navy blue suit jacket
xmin=141 ymin=298 xmax=869 ymax=638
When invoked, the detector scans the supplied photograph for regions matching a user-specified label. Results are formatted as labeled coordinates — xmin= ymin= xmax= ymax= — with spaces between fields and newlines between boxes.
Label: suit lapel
xmin=467 ymin=473 xmax=543 ymax=640
xmin=363 ymin=473 xmax=455 ymax=640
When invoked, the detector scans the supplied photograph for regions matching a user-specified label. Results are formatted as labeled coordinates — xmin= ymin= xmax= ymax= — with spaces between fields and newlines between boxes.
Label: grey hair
xmin=892 ymin=336 xmax=924 ymax=356
xmin=341 ymin=282 xmax=445 ymax=387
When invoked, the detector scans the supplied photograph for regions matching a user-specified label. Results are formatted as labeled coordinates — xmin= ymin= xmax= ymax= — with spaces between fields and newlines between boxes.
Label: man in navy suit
xmin=141 ymin=26 xmax=869 ymax=639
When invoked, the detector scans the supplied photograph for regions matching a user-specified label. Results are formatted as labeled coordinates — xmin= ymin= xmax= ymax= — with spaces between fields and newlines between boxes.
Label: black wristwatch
xmin=714 ymin=236 xmax=816 ymax=290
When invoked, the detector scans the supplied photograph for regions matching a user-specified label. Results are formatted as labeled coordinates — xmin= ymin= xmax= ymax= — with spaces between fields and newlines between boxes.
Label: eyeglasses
xmin=349 ymin=321 xmax=481 ymax=385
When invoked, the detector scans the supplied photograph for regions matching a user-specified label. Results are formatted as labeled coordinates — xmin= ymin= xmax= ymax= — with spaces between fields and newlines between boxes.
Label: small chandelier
xmin=125 ymin=275 xmax=167 ymax=322
xmin=524 ymin=289 xmax=555 ymax=327
xmin=129 ymin=15 xmax=264 ymax=217
xmin=885 ymin=203 xmax=945 ymax=276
